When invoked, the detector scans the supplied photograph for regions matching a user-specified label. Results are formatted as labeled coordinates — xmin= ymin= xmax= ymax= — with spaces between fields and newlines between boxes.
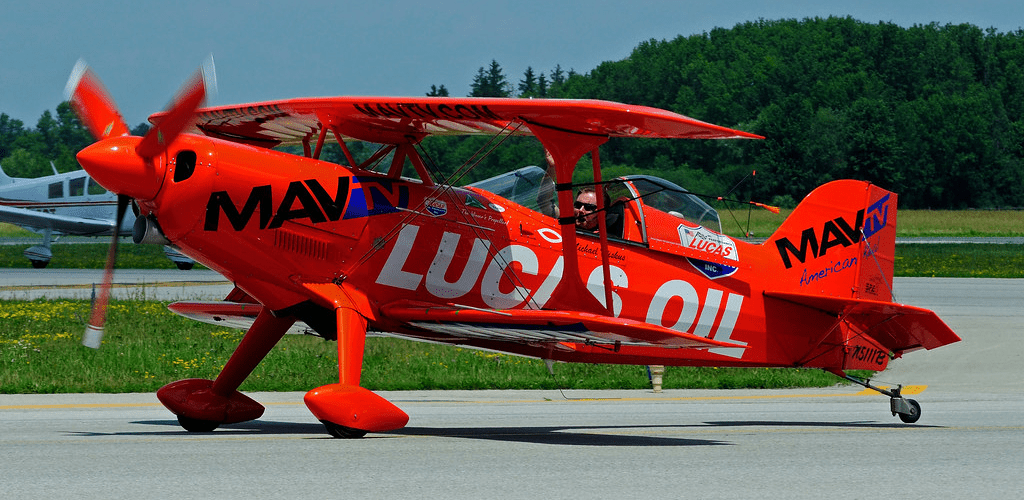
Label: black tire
xmin=30 ymin=260 xmax=48 ymax=269
xmin=178 ymin=415 xmax=220 ymax=432
xmin=899 ymin=399 xmax=921 ymax=423
xmin=323 ymin=421 xmax=367 ymax=439
xmin=175 ymin=261 xmax=194 ymax=270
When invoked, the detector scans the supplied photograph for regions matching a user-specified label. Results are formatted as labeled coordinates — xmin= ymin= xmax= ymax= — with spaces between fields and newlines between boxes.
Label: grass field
xmin=0 ymin=299 xmax=851 ymax=394
xmin=894 ymin=243 xmax=1023 ymax=278
xmin=717 ymin=208 xmax=1023 ymax=238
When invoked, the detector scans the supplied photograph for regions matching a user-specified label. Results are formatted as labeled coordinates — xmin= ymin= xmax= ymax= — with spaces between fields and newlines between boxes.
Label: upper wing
xmin=156 ymin=97 xmax=763 ymax=148
xmin=0 ymin=204 xmax=114 ymax=235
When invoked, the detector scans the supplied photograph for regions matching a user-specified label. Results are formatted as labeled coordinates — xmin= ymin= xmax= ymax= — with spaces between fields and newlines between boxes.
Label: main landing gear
xmin=836 ymin=372 xmax=921 ymax=423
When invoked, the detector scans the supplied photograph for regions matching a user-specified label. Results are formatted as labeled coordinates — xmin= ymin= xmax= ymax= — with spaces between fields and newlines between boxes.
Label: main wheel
xmin=178 ymin=415 xmax=220 ymax=432
xmin=898 ymin=399 xmax=921 ymax=423
xmin=322 ymin=421 xmax=368 ymax=439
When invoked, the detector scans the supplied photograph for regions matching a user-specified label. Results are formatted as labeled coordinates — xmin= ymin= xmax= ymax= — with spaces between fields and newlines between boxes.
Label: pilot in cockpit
xmin=575 ymin=187 xmax=612 ymax=233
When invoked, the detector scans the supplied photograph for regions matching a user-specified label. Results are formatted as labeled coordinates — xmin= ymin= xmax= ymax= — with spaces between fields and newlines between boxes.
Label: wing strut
xmin=330 ymin=126 xmax=359 ymax=168
xmin=311 ymin=123 xmax=328 ymax=159
xmin=525 ymin=122 xmax=608 ymax=315
xmin=303 ymin=286 xmax=409 ymax=438
xmin=591 ymin=147 xmax=615 ymax=315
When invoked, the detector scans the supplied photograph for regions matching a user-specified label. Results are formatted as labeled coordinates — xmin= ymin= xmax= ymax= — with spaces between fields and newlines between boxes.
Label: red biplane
xmin=67 ymin=61 xmax=959 ymax=438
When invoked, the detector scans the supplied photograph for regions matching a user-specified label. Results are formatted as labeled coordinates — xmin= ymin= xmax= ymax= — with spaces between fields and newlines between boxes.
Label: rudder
xmin=766 ymin=180 xmax=896 ymax=301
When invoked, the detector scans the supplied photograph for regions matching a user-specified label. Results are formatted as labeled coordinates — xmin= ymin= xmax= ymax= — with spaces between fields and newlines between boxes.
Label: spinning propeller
xmin=69 ymin=58 xmax=215 ymax=348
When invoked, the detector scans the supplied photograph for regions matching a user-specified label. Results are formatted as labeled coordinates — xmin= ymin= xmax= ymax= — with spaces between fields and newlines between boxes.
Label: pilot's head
xmin=574 ymin=188 xmax=600 ymax=231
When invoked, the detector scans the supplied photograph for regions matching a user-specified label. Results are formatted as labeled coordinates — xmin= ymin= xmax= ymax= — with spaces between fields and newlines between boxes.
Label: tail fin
xmin=766 ymin=180 xmax=896 ymax=301
xmin=0 ymin=163 xmax=15 ymax=185
xmin=763 ymin=180 xmax=959 ymax=366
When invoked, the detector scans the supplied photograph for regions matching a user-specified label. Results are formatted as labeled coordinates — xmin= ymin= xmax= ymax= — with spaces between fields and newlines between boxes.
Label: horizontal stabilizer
xmin=765 ymin=291 xmax=961 ymax=354
xmin=380 ymin=300 xmax=748 ymax=350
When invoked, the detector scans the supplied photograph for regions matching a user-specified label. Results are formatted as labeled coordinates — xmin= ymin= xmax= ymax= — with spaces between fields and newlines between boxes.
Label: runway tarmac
xmin=0 ymin=275 xmax=1021 ymax=498
xmin=0 ymin=268 xmax=234 ymax=301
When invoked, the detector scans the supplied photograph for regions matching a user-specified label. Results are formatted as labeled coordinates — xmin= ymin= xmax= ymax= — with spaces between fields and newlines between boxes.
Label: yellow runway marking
xmin=0 ymin=402 xmax=162 ymax=410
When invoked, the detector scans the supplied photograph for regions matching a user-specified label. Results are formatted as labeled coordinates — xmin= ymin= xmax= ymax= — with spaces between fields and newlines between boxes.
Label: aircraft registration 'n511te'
xmin=66 ymin=59 xmax=959 ymax=438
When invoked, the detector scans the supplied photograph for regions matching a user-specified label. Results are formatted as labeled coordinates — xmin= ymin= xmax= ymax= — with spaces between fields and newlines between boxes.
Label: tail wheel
xmin=898 ymin=399 xmax=921 ymax=423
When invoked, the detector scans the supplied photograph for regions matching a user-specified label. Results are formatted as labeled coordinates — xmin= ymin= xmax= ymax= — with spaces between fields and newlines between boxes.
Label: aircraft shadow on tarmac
xmin=71 ymin=418 xmax=939 ymax=447
xmin=91 ymin=419 xmax=728 ymax=446
xmin=703 ymin=420 xmax=942 ymax=429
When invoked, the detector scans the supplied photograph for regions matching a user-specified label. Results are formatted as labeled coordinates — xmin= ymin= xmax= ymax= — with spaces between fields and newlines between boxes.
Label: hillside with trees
xmin=1 ymin=17 xmax=1021 ymax=208
xmin=557 ymin=17 xmax=1024 ymax=209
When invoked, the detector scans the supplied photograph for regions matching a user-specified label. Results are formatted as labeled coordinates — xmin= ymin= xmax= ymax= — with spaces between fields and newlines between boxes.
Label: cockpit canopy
xmin=619 ymin=175 xmax=721 ymax=232
xmin=468 ymin=166 xmax=552 ymax=214
xmin=469 ymin=166 xmax=722 ymax=236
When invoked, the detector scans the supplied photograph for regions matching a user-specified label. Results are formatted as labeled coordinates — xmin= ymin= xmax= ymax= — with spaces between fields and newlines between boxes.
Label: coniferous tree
xmin=469 ymin=60 xmax=510 ymax=97
xmin=427 ymin=84 xmax=450 ymax=97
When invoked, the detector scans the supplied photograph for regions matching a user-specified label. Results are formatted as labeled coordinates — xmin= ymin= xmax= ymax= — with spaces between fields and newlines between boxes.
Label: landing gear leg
xmin=835 ymin=372 xmax=922 ymax=424
xmin=157 ymin=308 xmax=294 ymax=431
xmin=304 ymin=307 xmax=409 ymax=438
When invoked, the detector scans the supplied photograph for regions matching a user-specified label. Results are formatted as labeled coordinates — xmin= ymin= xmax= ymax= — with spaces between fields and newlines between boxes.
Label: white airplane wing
xmin=0 ymin=204 xmax=115 ymax=235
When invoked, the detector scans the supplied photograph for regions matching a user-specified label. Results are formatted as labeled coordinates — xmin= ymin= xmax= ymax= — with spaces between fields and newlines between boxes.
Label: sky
xmin=1 ymin=0 xmax=1022 ymax=127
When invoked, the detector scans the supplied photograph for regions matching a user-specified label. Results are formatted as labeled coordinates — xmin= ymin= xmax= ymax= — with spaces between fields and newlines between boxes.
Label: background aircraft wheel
xmin=175 ymin=261 xmax=194 ymax=270
xmin=899 ymin=399 xmax=921 ymax=423
xmin=177 ymin=415 xmax=220 ymax=432
xmin=30 ymin=260 xmax=48 ymax=269
xmin=322 ymin=421 xmax=368 ymax=439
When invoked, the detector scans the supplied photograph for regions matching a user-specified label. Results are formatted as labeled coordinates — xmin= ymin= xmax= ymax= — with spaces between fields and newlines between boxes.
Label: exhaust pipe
xmin=133 ymin=215 xmax=170 ymax=245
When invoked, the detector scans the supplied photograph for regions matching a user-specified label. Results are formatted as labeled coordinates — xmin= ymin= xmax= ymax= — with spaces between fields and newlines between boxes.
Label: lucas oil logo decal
xmin=678 ymin=223 xmax=738 ymax=279
xmin=424 ymin=198 xmax=447 ymax=217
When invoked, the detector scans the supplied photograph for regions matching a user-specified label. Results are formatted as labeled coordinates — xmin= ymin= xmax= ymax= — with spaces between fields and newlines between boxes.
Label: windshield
xmin=467 ymin=166 xmax=551 ymax=213
xmin=469 ymin=168 xmax=721 ymax=234
xmin=625 ymin=176 xmax=721 ymax=233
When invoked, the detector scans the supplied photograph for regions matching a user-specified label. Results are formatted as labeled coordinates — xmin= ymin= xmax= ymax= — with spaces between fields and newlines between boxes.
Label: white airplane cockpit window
xmin=86 ymin=177 xmax=107 ymax=195
xmin=69 ymin=176 xmax=86 ymax=196
xmin=48 ymin=181 xmax=63 ymax=199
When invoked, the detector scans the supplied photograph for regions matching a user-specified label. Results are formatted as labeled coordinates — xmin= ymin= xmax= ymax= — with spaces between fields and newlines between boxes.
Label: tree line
xmin=2 ymin=17 xmax=1022 ymax=208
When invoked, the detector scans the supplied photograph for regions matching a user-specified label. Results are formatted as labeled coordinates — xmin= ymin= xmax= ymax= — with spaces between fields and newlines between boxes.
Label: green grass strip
xmin=894 ymin=244 xmax=1023 ymax=278
xmin=1 ymin=299 xmax=851 ymax=394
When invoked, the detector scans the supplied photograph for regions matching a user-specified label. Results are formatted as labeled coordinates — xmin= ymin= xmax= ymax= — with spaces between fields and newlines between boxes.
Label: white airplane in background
xmin=0 ymin=163 xmax=193 ymax=269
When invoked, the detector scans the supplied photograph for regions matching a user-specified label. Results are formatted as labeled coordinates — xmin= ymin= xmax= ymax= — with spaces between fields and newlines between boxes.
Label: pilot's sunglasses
xmin=574 ymin=201 xmax=597 ymax=211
